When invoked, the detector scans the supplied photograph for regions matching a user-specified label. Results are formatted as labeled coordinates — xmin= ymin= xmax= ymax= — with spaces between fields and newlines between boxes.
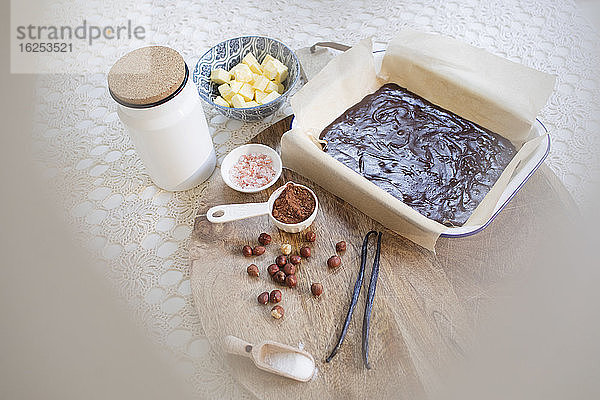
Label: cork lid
xmin=108 ymin=46 xmax=187 ymax=108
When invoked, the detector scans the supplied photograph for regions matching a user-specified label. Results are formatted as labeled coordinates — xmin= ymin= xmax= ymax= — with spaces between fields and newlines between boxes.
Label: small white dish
xmin=206 ymin=181 xmax=318 ymax=233
xmin=221 ymin=144 xmax=282 ymax=193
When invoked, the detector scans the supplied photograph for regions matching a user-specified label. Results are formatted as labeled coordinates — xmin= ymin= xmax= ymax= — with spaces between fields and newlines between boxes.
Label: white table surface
xmin=31 ymin=0 xmax=599 ymax=398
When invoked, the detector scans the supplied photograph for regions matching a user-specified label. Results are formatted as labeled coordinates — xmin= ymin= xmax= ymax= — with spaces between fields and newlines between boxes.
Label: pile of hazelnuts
xmin=243 ymin=230 xmax=347 ymax=319
xmin=257 ymin=289 xmax=284 ymax=319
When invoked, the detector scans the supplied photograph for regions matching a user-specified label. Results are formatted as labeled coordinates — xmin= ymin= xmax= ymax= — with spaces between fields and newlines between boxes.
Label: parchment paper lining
xmin=282 ymin=31 xmax=555 ymax=251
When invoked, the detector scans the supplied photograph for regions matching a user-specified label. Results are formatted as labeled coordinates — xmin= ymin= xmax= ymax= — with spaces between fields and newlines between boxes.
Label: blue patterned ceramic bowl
xmin=193 ymin=36 xmax=300 ymax=121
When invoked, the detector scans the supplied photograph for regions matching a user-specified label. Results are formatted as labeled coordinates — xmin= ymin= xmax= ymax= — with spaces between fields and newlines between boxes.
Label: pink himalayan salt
xmin=230 ymin=153 xmax=276 ymax=189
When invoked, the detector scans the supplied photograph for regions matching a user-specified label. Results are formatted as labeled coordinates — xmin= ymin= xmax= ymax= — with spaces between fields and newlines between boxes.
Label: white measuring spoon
xmin=223 ymin=335 xmax=316 ymax=382
xmin=206 ymin=182 xmax=318 ymax=233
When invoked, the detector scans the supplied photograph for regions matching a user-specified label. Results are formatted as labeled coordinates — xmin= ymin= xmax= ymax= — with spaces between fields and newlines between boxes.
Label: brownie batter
xmin=319 ymin=83 xmax=516 ymax=226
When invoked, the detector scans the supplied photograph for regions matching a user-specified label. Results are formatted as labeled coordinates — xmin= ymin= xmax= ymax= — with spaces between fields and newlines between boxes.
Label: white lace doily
xmin=32 ymin=0 xmax=599 ymax=398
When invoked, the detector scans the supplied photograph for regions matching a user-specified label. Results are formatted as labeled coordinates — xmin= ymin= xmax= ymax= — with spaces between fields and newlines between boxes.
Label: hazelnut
xmin=258 ymin=232 xmax=271 ymax=245
xmin=267 ymin=264 xmax=279 ymax=276
xmin=269 ymin=289 xmax=282 ymax=303
xmin=300 ymin=246 xmax=311 ymax=258
xmin=327 ymin=255 xmax=342 ymax=268
xmin=285 ymin=274 xmax=297 ymax=288
xmin=281 ymin=243 xmax=292 ymax=255
xmin=336 ymin=241 xmax=347 ymax=252
xmin=311 ymin=283 xmax=323 ymax=297
xmin=275 ymin=255 xmax=287 ymax=267
xmin=247 ymin=264 xmax=259 ymax=277
xmin=305 ymin=231 xmax=316 ymax=242
xmin=283 ymin=263 xmax=296 ymax=275
xmin=253 ymin=246 xmax=266 ymax=256
xmin=289 ymin=255 xmax=302 ymax=265
xmin=257 ymin=291 xmax=269 ymax=305
xmin=271 ymin=305 xmax=284 ymax=319
xmin=242 ymin=245 xmax=253 ymax=257
xmin=274 ymin=271 xmax=286 ymax=284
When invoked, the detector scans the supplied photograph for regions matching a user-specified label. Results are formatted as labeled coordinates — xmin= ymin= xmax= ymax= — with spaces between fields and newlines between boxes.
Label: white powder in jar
xmin=264 ymin=351 xmax=315 ymax=381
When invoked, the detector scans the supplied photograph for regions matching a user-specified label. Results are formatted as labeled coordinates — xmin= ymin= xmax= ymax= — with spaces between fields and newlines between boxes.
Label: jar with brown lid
xmin=108 ymin=46 xmax=216 ymax=191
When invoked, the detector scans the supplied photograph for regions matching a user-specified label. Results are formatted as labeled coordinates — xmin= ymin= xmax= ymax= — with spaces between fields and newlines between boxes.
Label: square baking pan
xmin=290 ymin=48 xmax=550 ymax=238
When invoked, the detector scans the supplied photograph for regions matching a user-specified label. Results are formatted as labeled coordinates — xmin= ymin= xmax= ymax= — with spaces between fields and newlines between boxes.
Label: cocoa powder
xmin=272 ymin=183 xmax=316 ymax=224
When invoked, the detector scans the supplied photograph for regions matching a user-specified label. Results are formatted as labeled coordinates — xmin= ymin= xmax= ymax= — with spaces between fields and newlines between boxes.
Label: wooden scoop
xmin=223 ymin=335 xmax=316 ymax=382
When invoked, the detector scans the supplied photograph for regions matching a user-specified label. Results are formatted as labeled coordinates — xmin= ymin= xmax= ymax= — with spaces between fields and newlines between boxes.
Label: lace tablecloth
xmin=32 ymin=0 xmax=599 ymax=398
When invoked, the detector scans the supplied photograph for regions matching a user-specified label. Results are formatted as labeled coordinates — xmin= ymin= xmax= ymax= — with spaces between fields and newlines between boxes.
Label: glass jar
xmin=108 ymin=46 xmax=216 ymax=191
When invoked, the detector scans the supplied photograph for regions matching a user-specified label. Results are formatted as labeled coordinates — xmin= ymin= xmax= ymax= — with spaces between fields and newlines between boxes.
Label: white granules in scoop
xmin=264 ymin=351 xmax=315 ymax=381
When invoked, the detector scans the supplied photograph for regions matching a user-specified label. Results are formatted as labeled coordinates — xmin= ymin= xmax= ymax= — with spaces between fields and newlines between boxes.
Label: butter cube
xmin=254 ymin=90 xmax=267 ymax=103
xmin=264 ymin=80 xmax=279 ymax=94
xmin=210 ymin=68 xmax=231 ymax=84
xmin=252 ymin=75 xmax=270 ymax=92
xmin=262 ymin=60 xmax=278 ymax=81
xmin=229 ymin=80 xmax=244 ymax=93
xmin=242 ymin=52 xmax=263 ymax=74
xmin=261 ymin=54 xmax=276 ymax=68
xmin=259 ymin=91 xmax=280 ymax=104
xmin=271 ymin=59 xmax=288 ymax=83
xmin=276 ymin=83 xmax=285 ymax=94
xmin=239 ymin=83 xmax=255 ymax=101
xmin=228 ymin=64 xmax=241 ymax=77
xmin=230 ymin=94 xmax=247 ymax=108
xmin=218 ymin=83 xmax=235 ymax=101
xmin=242 ymin=52 xmax=259 ymax=65
xmin=232 ymin=63 xmax=253 ymax=83
xmin=245 ymin=101 xmax=259 ymax=108
xmin=263 ymin=59 xmax=288 ymax=83
xmin=213 ymin=96 xmax=230 ymax=107
xmin=250 ymin=64 xmax=263 ymax=74
xmin=249 ymin=73 xmax=260 ymax=85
